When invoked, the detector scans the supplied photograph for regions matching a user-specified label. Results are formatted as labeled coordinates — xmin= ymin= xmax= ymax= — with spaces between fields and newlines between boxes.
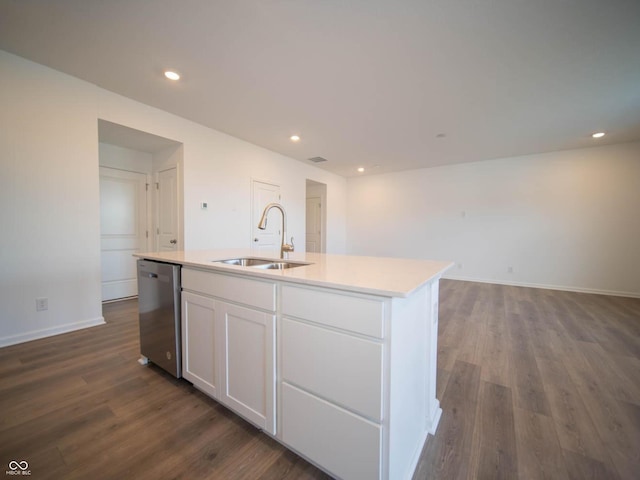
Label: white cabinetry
xmin=281 ymin=382 xmax=382 ymax=480
xmin=181 ymin=290 xmax=217 ymax=397
xmin=181 ymin=267 xmax=442 ymax=480
xmin=280 ymin=282 xmax=441 ymax=480
xmin=280 ymin=284 xmax=386 ymax=479
xmin=218 ymin=301 xmax=275 ymax=434
xmin=181 ymin=268 xmax=276 ymax=434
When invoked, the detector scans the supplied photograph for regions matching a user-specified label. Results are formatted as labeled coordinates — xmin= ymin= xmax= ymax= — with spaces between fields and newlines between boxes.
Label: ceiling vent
xmin=308 ymin=156 xmax=327 ymax=163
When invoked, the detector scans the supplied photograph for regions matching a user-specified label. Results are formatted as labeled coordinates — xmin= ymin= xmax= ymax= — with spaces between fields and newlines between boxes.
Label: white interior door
xmin=100 ymin=167 xmax=148 ymax=301
xmin=252 ymin=180 xmax=280 ymax=254
xmin=156 ymin=167 xmax=179 ymax=251
xmin=305 ymin=197 xmax=322 ymax=253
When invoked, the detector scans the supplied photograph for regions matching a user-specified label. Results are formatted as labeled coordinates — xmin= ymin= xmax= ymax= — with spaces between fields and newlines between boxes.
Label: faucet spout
xmin=257 ymin=202 xmax=294 ymax=259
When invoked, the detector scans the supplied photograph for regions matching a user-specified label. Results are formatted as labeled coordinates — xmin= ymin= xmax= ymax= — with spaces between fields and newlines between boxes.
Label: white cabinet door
xmin=181 ymin=291 xmax=217 ymax=398
xmin=217 ymin=302 xmax=276 ymax=435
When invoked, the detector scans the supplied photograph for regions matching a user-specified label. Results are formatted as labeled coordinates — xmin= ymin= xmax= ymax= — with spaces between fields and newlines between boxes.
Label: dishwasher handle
xmin=138 ymin=270 xmax=159 ymax=279
xmin=139 ymin=270 xmax=171 ymax=283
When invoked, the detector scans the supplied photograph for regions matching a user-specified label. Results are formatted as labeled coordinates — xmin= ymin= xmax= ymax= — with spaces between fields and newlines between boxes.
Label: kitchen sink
xmin=252 ymin=261 xmax=310 ymax=270
xmin=216 ymin=257 xmax=274 ymax=267
xmin=214 ymin=257 xmax=311 ymax=269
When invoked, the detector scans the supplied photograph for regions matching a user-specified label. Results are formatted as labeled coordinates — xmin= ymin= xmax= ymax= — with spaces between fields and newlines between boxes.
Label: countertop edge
xmin=134 ymin=251 xmax=454 ymax=298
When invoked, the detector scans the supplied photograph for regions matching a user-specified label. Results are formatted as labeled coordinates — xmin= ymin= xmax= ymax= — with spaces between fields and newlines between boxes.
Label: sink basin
xmin=217 ymin=257 xmax=274 ymax=267
xmin=214 ymin=257 xmax=310 ymax=270
xmin=252 ymin=261 xmax=310 ymax=270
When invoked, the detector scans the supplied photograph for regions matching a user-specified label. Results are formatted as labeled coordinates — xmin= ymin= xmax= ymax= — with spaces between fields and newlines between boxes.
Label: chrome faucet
xmin=258 ymin=202 xmax=294 ymax=259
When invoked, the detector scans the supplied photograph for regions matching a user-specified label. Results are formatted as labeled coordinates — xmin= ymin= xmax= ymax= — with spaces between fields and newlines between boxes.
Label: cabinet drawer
xmin=281 ymin=285 xmax=385 ymax=338
xmin=182 ymin=268 xmax=276 ymax=311
xmin=282 ymin=318 xmax=383 ymax=421
xmin=282 ymin=382 xmax=381 ymax=480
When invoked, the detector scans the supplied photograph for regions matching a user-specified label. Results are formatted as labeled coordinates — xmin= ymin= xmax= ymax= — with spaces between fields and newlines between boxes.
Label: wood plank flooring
xmin=1 ymin=281 xmax=638 ymax=479
xmin=416 ymin=281 xmax=640 ymax=480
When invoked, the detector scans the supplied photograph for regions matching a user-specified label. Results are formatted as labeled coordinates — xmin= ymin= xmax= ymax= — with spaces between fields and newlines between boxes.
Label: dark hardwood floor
xmin=1 ymin=280 xmax=638 ymax=479
xmin=416 ymin=281 xmax=640 ymax=480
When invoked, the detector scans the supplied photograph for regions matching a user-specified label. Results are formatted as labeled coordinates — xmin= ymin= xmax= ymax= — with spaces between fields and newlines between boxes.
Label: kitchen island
xmin=134 ymin=249 xmax=452 ymax=480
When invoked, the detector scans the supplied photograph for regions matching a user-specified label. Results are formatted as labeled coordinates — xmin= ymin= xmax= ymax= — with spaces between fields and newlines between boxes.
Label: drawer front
xmin=182 ymin=268 xmax=276 ymax=311
xmin=282 ymin=382 xmax=382 ymax=480
xmin=281 ymin=317 xmax=383 ymax=421
xmin=281 ymin=285 xmax=385 ymax=338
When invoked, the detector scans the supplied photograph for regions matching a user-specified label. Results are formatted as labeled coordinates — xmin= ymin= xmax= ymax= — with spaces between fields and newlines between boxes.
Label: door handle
xmin=169 ymin=239 xmax=177 ymax=244
xmin=254 ymin=238 xmax=259 ymax=242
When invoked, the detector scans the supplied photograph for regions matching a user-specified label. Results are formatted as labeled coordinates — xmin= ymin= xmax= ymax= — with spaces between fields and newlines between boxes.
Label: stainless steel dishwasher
xmin=137 ymin=259 xmax=181 ymax=378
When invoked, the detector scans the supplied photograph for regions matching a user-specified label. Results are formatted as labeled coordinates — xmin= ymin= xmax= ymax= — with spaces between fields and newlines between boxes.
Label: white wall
xmin=0 ymin=51 xmax=104 ymax=345
xmin=347 ymin=142 xmax=640 ymax=297
xmin=0 ymin=50 xmax=347 ymax=346
xmin=94 ymin=75 xmax=347 ymax=254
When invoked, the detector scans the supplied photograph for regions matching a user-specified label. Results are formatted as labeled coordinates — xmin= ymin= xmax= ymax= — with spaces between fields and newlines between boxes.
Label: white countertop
xmin=134 ymin=249 xmax=453 ymax=298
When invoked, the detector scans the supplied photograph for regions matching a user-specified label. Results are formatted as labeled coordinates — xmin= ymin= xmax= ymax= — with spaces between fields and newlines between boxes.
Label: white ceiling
xmin=1 ymin=0 xmax=639 ymax=177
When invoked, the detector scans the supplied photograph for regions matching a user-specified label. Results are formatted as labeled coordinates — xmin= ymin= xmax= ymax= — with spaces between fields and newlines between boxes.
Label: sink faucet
xmin=257 ymin=202 xmax=294 ymax=259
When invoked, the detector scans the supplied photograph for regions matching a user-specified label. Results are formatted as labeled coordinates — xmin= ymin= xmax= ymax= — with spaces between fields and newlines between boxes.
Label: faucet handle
xmin=283 ymin=237 xmax=294 ymax=252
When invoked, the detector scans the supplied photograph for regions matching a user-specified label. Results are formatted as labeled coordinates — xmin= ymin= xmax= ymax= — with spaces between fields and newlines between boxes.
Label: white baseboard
xmin=403 ymin=402 xmax=442 ymax=480
xmin=0 ymin=316 xmax=106 ymax=348
xmin=442 ymin=274 xmax=640 ymax=299
xmin=405 ymin=428 xmax=430 ymax=480
xmin=428 ymin=401 xmax=442 ymax=435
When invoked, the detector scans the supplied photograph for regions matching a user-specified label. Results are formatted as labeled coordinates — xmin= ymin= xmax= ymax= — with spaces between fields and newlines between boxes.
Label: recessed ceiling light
xmin=290 ymin=135 xmax=301 ymax=142
xmin=357 ymin=167 xmax=365 ymax=173
xmin=164 ymin=70 xmax=180 ymax=81
xmin=592 ymin=132 xmax=605 ymax=138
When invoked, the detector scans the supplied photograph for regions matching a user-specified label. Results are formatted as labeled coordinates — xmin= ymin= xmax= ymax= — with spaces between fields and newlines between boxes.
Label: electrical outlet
xmin=457 ymin=263 xmax=463 ymax=269
xmin=507 ymin=266 xmax=514 ymax=274
xmin=36 ymin=297 xmax=48 ymax=311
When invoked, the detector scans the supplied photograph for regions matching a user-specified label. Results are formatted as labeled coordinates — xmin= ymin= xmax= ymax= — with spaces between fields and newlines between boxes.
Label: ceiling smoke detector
xmin=308 ymin=156 xmax=327 ymax=163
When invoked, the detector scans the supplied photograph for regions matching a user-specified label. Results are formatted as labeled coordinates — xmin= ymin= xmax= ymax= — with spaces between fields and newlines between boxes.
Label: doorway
xmin=98 ymin=120 xmax=183 ymax=302
xmin=156 ymin=167 xmax=179 ymax=251
xmin=99 ymin=166 xmax=149 ymax=301
xmin=305 ymin=180 xmax=327 ymax=253
xmin=251 ymin=179 xmax=281 ymax=253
